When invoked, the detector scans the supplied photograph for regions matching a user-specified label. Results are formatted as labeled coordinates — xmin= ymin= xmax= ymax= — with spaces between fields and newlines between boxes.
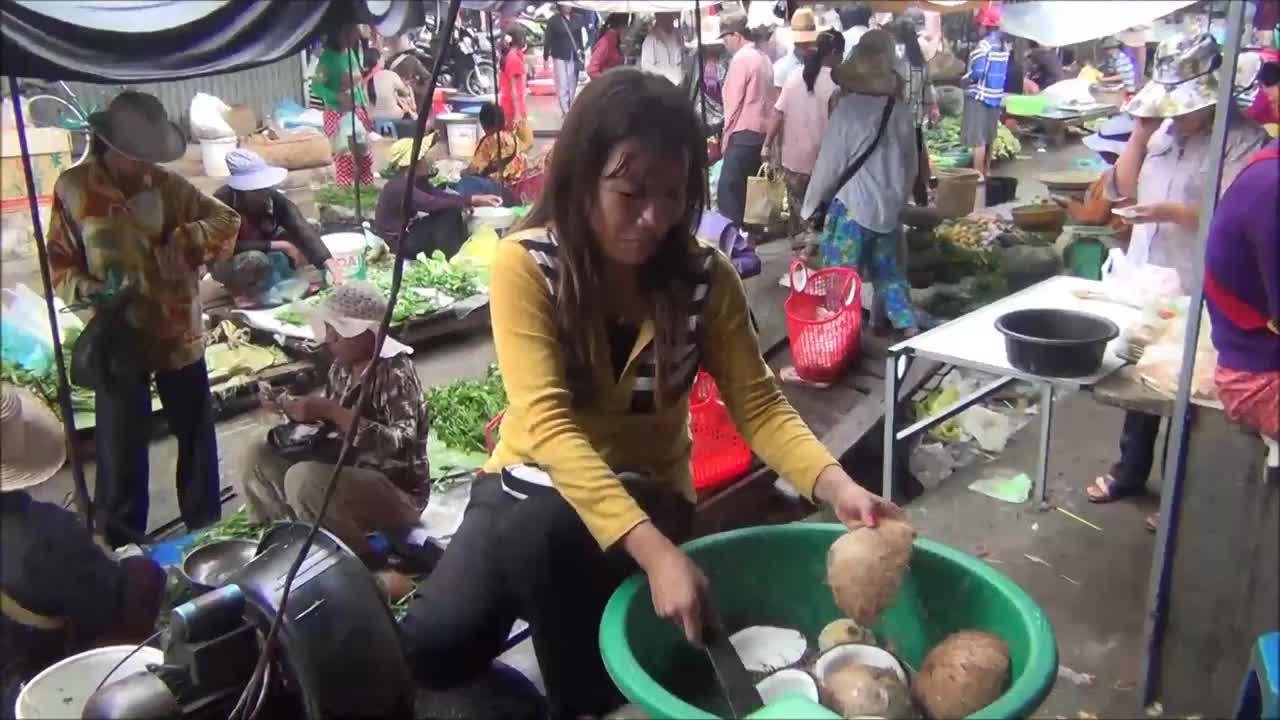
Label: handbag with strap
xmin=809 ymin=96 xmax=897 ymax=231
xmin=56 ymin=200 xmax=143 ymax=390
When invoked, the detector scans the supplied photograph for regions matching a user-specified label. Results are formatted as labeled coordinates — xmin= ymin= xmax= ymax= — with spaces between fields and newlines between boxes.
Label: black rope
xmin=489 ymin=9 xmax=500 ymax=98
xmin=5 ymin=77 xmax=94 ymax=535
xmin=228 ymin=4 xmax=465 ymax=716
xmin=694 ymin=0 xmax=709 ymax=194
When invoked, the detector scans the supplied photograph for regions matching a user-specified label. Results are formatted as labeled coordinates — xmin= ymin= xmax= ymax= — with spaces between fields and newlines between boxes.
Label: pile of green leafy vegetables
xmin=274 ymin=251 xmax=481 ymax=328
xmin=425 ymin=364 xmax=506 ymax=454
xmin=315 ymin=183 xmax=380 ymax=212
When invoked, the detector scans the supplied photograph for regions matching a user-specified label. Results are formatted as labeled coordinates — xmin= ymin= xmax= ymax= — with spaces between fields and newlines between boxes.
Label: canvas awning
xmin=999 ymin=1 xmax=1197 ymax=47
xmin=1 ymin=0 xmax=425 ymax=82
xmin=868 ymin=1 xmax=985 ymax=15
xmin=561 ymin=1 xmax=713 ymax=14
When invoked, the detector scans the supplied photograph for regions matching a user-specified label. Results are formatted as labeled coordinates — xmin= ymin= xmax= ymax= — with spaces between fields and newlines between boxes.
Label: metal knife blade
xmin=702 ymin=623 xmax=764 ymax=717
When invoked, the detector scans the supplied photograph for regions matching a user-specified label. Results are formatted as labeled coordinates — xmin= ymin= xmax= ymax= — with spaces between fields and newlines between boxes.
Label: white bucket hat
xmin=1083 ymin=115 xmax=1136 ymax=156
xmin=1 ymin=384 xmax=67 ymax=493
xmin=304 ymin=281 xmax=413 ymax=358
xmin=225 ymin=149 xmax=288 ymax=192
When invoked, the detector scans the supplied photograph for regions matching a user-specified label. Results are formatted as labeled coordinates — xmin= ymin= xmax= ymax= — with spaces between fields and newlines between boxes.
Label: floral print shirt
xmin=47 ymin=158 xmax=240 ymax=371
xmin=326 ymin=353 xmax=430 ymax=505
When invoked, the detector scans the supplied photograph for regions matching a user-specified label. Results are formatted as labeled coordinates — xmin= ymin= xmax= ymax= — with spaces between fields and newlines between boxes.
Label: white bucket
xmin=16 ymin=645 xmax=165 ymax=719
xmin=468 ymin=206 xmax=516 ymax=235
xmin=321 ymin=231 xmax=368 ymax=279
xmin=200 ymin=137 xmax=238 ymax=178
xmin=438 ymin=113 xmax=479 ymax=158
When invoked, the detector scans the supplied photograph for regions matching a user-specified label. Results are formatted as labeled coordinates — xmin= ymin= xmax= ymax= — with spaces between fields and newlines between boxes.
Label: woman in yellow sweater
xmin=400 ymin=68 xmax=898 ymax=718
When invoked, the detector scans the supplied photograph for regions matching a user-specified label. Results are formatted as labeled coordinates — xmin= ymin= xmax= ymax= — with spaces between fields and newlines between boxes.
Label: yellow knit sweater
xmin=484 ymin=229 xmax=839 ymax=548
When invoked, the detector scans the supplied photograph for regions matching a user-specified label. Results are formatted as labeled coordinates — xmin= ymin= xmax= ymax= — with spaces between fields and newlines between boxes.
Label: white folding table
xmin=882 ymin=276 xmax=1143 ymax=505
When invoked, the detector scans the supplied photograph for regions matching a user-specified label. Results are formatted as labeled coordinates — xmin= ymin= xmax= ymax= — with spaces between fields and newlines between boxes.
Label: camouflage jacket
xmin=326 ymin=353 xmax=430 ymax=505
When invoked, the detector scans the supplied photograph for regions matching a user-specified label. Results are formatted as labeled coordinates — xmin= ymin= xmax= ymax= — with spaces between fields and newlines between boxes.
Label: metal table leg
xmin=882 ymin=352 xmax=900 ymax=500
xmin=1035 ymin=382 xmax=1055 ymax=509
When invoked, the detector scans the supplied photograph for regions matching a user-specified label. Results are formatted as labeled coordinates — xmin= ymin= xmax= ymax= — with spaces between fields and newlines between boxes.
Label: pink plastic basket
xmin=783 ymin=260 xmax=863 ymax=383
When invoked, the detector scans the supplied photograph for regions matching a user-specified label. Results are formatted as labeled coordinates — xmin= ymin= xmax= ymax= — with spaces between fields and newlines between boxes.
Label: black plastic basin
xmin=995 ymin=308 xmax=1119 ymax=378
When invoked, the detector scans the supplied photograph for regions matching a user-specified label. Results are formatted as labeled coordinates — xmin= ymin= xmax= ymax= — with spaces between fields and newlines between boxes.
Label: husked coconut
xmin=826 ymin=519 xmax=916 ymax=626
xmin=818 ymin=618 xmax=877 ymax=652
xmin=912 ymin=630 xmax=1010 ymax=719
xmin=756 ymin=668 xmax=820 ymax=705
xmin=820 ymin=662 xmax=915 ymax=719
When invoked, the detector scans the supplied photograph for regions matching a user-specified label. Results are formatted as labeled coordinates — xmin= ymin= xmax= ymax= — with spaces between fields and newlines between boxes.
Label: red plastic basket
xmin=689 ymin=371 xmax=753 ymax=493
xmin=783 ymin=260 xmax=863 ymax=383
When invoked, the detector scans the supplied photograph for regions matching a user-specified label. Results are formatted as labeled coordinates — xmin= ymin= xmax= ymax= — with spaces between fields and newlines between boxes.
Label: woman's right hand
xmin=470 ymin=194 xmax=504 ymax=208
xmin=625 ymin=522 xmax=710 ymax=645
xmin=1132 ymin=116 xmax=1163 ymax=137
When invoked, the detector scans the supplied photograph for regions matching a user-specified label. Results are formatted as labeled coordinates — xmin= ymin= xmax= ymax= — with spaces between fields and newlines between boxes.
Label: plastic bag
xmin=1101 ymin=248 xmax=1183 ymax=305
xmin=451 ymin=226 xmax=499 ymax=279
xmin=331 ymin=112 xmax=369 ymax=155
xmin=189 ymin=92 xmax=235 ymax=140
xmin=1135 ymin=300 xmax=1220 ymax=405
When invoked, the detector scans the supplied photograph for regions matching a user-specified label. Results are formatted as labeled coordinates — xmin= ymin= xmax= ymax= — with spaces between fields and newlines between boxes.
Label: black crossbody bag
xmin=809 ymin=96 xmax=897 ymax=231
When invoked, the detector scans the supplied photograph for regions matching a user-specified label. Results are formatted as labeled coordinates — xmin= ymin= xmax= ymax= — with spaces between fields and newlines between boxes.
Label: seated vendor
xmin=460 ymin=103 xmax=532 ymax=204
xmin=212 ymin=150 xmax=345 ymax=307
xmin=1063 ymin=114 xmax=1135 ymax=243
xmin=397 ymin=69 xmax=900 ymax=719
xmin=375 ymin=138 xmax=502 ymax=258
xmin=241 ymin=282 xmax=441 ymax=570
xmin=1 ymin=384 xmax=165 ymax=712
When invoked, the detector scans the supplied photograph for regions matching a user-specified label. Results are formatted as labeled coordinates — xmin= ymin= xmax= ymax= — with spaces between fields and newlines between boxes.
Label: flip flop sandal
xmin=779 ymin=366 xmax=832 ymax=390
xmin=1086 ymin=475 xmax=1141 ymax=503
xmin=1145 ymin=513 xmax=1159 ymax=532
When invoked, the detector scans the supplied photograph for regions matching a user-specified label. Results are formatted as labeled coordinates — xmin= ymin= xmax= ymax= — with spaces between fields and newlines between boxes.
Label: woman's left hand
xmin=814 ymin=465 xmax=902 ymax=529
xmin=1123 ymin=202 xmax=1196 ymax=227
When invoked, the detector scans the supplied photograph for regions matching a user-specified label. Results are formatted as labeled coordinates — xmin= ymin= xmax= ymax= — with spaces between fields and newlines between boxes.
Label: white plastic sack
xmin=1101 ymin=248 xmax=1182 ymax=306
xmin=189 ymin=92 xmax=234 ymax=141
xmin=1136 ymin=301 xmax=1219 ymax=406
xmin=330 ymin=112 xmax=368 ymax=155
xmin=1041 ymin=78 xmax=1099 ymax=108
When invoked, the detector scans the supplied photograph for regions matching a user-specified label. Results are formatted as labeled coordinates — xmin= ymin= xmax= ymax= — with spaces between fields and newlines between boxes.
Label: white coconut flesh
xmin=815 ymin=644 xmax=909 ymax=688
xmin=728 ymin=626 xmax=809 ymax=673
xmin=755 ymin=668 xmax=820 ymax=704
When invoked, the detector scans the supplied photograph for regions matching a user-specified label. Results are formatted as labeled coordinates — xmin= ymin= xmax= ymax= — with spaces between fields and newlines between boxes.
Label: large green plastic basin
xmin=600 ymin=523 xmax=1057 ymax=719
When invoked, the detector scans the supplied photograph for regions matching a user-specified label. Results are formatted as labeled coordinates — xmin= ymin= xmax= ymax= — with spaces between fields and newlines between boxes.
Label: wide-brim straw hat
xmin=88 ymin=91 xmax=187 ymax=164
xmin=1 ymin=383 xmax=66 ymax=493
xmin=832 ymin=29 xmax=903 ymax=97
xmin=303 ymin=280 xmax=413 ymax=358
xmin=779 ymin=7 xmax=825 ymax=45
xmin=1125 ymin=32 xmax=1222 ymax=119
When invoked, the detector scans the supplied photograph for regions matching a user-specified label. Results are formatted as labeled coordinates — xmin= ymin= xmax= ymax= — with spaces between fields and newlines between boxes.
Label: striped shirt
xmin=965 ymin=31 xmax=1010 ymax=107
xmin=1103 ymin=49 xmax=1137 ymax=92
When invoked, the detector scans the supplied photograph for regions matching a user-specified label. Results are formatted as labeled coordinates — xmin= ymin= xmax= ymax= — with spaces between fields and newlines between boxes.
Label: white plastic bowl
xmin=16 ymin=645 xmax=165 ymax=719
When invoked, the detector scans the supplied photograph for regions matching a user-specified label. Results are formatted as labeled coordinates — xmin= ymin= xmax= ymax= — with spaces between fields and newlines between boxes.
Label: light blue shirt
xmin=773 ymin=52 xmax=802 ymax=88
xmin=843 ymin=26 xmax=868 ymax=60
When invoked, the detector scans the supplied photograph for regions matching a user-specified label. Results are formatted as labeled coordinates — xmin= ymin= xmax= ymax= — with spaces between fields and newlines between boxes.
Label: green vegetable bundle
xmin=925 ymin=117 xmax=964 ymax=154
xmin=1 ymin=327 xmax=96 ymax=418
xmin=425 ymin=365 xmax=507 ymax=454
xmin=991 ymin=125 xmax=1022 ymax=162
xmin=315 ymin=183 xmax=379 ymax=211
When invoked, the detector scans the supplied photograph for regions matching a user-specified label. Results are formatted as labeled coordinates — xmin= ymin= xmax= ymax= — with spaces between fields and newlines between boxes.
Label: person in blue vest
xmin=960 ymin=4 xmax=1009 ymax=181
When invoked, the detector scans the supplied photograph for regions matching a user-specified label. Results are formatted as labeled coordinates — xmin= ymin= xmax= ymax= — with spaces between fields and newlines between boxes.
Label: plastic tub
xmin=995 ymin=308 xmax=1119 ymax=378
xmin=985 ymin=176 xmax=1019 ymax=206
xmin=599 ymin=523 xmax=1058 ymax=720
xmin=438 ymin=112 xmax=480 ymax=158
xmin=321 ymin=231 xmax=369 ymax=279
xmin=15 ymin=645 xmax=165 ymax=719
xmin=1004 ymin=94 xmax=1047 ymax=116
xmin=469 ymin=206 xmax=516 ymax=234
xmin=200 ymin=137 xmax=238 ymax=177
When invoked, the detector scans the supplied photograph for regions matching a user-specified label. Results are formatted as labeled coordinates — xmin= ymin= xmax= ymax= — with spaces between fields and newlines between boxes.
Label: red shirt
xmin=587 ymin=29 xmax=624 ymax=78
xmin=500 ymin=47 xmax=527 ymax=125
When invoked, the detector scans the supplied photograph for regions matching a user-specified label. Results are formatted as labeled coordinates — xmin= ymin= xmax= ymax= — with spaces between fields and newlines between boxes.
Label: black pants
xmin=94 ymin=358 xmax=221 ymax=546
xmin=401 ymin=474 xmax=692 ymax=719
xmin=716 ymin=130 xmax=764 ymax=227
xmin=1109 ymin=410 xmax=1163 ymax=492
xmin=913 ymin=127 xmax=929 ymax=207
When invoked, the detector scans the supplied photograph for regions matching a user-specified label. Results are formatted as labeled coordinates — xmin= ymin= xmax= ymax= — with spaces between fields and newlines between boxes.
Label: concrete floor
xmin=900 ymin=389 xmax=1164 ymax=718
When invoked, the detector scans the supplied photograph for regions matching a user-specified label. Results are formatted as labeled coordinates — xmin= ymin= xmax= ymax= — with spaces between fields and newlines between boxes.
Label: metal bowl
xmin=181 ymin=539 xmax=260 ymax=593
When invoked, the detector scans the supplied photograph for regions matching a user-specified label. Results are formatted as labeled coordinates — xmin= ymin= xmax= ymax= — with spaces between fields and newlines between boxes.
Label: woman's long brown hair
xmin=518 ymin=68 xmax=709 ymax=407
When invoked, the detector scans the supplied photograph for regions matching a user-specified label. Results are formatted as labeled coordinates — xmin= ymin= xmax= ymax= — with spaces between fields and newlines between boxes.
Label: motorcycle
xmin=413 ymin=18 xmax=496 ymax=95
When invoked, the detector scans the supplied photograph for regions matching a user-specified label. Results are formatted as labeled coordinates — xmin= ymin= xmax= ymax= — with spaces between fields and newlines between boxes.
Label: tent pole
xmin=694 ymin=0 xmax=709 ymax=194
xmin=488 ymin=10 xmax=500 ymax=100
xmin=1139 ymin=0 xmax=1247 ymax=705
xmin=5 ymin=77 xmax=94 ymax=534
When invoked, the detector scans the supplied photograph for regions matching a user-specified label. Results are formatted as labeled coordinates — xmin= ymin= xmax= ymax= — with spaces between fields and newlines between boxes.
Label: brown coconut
xmin=912 ymin=630 xmax=1010 ymax=720
xmin=825 ymin=518 xmax=917 ymax=626
xmin=821 ymin=662 xmax=915 ymax=719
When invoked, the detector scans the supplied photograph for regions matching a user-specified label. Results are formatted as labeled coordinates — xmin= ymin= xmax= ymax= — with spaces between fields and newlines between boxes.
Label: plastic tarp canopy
xmin=999 ymin=1 xmax=1197 ymax=47
xmin=1 ymin=0 xmax=425 ymax=82
xmin=560 ymin=1 xmax=711 ymax=13
xmin=868 ymin=1 xmax=984 ymax=15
